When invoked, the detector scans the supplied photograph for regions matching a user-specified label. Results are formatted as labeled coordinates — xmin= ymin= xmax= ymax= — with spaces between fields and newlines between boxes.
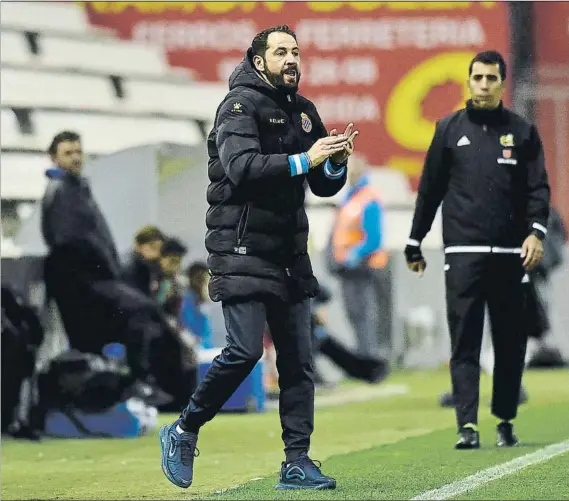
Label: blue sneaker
xmin=275 ymin=455 xmax=336 ymax=490
xmin=159 ymin=421 xmax=199 ymax=488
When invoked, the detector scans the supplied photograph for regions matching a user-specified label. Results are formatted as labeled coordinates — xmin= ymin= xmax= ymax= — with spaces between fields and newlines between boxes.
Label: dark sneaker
xmin=497 ymin=421 xmax=519 ymax=447
xmin=275 ymin=455 xmax=336 ymax=490
xmin=455 ymin=424 xmax=480 ymax=450
xmin=159 ymin=421 xmax=199 ymax=488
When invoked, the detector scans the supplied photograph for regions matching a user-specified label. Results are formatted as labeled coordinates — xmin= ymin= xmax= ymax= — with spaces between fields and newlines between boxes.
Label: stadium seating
xmin=120 ymin=79 xmax=228 ymax=121
xmin=37 ymin=34 xmax=171 ymax=77
xmin=1 ymin=108 xmax=39 ymax=151
xmin=0 ymin=2 xmax=92 ymax=35
xmin=0 ymin=152 xmax=49 ymax=201
xmin=0 ymin=1 xmax=226 ymax=205
xmin=1 ymin=67 xmax=118 ymax=112
xmin=32 ymin=111 xmax=203 ymax=155
xmin=0 ymin=30 xmax=34 ymax=66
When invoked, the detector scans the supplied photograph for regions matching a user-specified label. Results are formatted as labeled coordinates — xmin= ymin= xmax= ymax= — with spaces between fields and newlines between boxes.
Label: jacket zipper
xmin=236 ymin=204 xmax=250 ymax=246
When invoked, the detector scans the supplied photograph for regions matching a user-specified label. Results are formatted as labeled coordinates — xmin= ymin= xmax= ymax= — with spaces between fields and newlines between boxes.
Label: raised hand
xmin=306 ymin=134 xmax=349 ymax=167
xmin=330 ymin=123 xmax=359 ymax=164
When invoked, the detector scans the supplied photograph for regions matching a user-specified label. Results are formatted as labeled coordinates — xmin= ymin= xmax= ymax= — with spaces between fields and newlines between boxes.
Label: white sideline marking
xmin=411 ymin=439 xmax=569 ymax=500
xmin=265 ymin=383 xmax=409 ymax=410
xmin=315 ymin=383 xmax=408 ymax=408
xmin=214 ymin=477 xmax=263 ymax=495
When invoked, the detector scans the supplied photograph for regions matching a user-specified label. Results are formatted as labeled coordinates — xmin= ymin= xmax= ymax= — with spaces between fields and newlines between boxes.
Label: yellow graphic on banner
xmin=385 ymin=52 xmax=474 ymax=153
xmin=83 ymin=2 xmax=284 ymax=15
xmin=307 ymin=2 xmax=496 ymax=12
xmin=80 ymin=1 xmax=496 ymax=15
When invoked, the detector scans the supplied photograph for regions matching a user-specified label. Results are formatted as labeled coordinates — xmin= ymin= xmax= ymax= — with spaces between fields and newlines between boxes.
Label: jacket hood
xmin=228 ymin=47 xmax=297 ymax=101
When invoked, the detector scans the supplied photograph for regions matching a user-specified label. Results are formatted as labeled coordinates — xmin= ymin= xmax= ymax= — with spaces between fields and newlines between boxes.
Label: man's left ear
xmin=253 ymin=55 xmax=264 ymax=72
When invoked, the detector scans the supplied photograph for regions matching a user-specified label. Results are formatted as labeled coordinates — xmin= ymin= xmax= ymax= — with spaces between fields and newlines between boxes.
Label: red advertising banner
xmin=83 ymin=1 xmax=509 ymax=181
xmin=533 ymin=2 xmax=569 ymax=226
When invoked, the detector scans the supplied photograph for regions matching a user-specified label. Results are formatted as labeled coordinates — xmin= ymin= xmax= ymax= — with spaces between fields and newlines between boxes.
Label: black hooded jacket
xmin=41 ymin=168 xmax=120 ymax=282
xmin=409 ymin=101 xmax=550 ymax=249
xmin=205 ymin=49 xmax=347 ymax=302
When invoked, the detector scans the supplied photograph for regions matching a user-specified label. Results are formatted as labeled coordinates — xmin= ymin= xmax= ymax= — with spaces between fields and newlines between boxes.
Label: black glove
xmin=404 ymin=242 xmax=424 ymax=263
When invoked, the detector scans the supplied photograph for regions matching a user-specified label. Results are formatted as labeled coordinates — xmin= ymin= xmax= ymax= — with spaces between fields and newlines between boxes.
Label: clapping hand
xmin=329 ymin=123 xmax=359 ymax=165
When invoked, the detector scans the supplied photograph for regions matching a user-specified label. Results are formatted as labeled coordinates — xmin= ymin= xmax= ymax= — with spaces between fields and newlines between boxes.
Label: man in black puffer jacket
xmin=159 ymin=25 xmax=359 ymax=491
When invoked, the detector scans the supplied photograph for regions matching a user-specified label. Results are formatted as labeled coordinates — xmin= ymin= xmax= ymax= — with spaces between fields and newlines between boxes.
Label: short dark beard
xmin=260 ymin=58 xmax=300 ymax=92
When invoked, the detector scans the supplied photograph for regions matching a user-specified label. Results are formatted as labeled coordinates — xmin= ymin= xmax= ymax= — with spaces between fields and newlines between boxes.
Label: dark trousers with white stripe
xmin=444 ymin=251 xmax=528 ymax=429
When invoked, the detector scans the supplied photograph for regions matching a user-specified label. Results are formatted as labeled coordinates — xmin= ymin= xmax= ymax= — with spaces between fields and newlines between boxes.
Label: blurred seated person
xmin=311 ymin=283 xmax=390 ymax=385
xmin=180 ymin=262 xmax=214 ymax=350
xmin=152 ymin=237 xmax=201 ymax=411
xmin=263 ymin=282 xmax=390 ymax=397
xmin=121 ymin=225 xmax=164 ymax=298
xmin=156 ymin=237 xmax=188 ymax=320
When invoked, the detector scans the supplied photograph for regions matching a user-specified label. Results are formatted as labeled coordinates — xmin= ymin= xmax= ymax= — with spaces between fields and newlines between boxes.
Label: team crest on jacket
xmin=499 ymin=133 xmax=514 ymax=147
xmin=300 ymin=112 xmax=312 ymax=133
xmin=497 ymin=148 xmax=517 ymax=165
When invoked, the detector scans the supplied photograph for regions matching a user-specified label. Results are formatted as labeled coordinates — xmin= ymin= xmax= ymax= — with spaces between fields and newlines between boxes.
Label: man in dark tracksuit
xmin=41 ymin=131 xmax=183 ymax=404
xmin=41 ymin=132 xmax=134 ymax=358
xmin=404 ymin=51 xmax=550 ymax=449
xmin=159 ymin=25 xmax=359 ymax=491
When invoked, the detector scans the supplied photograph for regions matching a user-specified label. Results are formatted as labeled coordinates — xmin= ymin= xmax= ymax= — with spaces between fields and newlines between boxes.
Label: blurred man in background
xmin=121 ymin=225 xmax=164 ymax=298
xmin=41 ymin=131 xmax=150 ymax=381
xmin=41 ymin=131 xmax=187 ymax=405
xmin=405 ymin=51 xmax=550 ymax=450
xmin=329 ymin=155 xmax=391 ymax=362
xmin=159 ymin=25 xmax=358 ymax=491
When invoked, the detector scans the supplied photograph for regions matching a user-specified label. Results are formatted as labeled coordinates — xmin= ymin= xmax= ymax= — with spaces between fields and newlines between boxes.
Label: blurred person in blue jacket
xmin=328 ymin=156 xmax=391 ymax=362
xmin=180 ymin=262 xmax=214 ymax=350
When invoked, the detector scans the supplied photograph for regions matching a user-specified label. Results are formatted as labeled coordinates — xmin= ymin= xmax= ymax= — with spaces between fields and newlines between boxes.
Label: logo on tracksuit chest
xmin=497 ymin=133 xmax=517 ymax=165
xmin=499 ymin=133 xmax=514 ymax=147
xmin=300 ymin=113 xmax=312 ymax=133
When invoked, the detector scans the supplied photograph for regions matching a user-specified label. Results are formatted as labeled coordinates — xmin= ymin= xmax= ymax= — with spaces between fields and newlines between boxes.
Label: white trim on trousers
xmin=444 ymin=246 xmax=522 ymax=254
